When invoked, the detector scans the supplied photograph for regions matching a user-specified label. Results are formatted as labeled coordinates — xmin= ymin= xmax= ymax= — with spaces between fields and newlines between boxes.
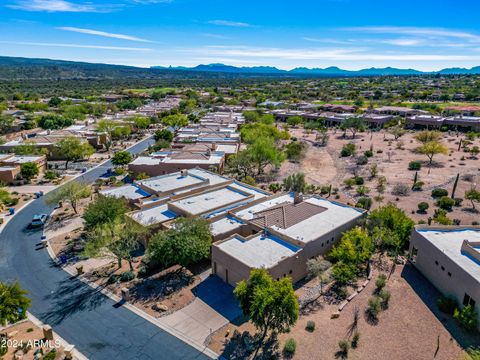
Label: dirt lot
xmin=280 ymin=128 xmax=480 ymax=224
xmin=208 ymin=263 xmax=478 ymax=360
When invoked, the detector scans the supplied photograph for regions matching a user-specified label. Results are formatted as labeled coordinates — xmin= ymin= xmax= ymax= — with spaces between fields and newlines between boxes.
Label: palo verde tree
xmin=54 ymin=136 xmax=95 ymax=169
xmin=45 ymin=181 xmax=91 ymax=214
xmin=96 ymin=119 xmax=117 ymax=151
xmin=0 ymin=281 xmax=31 ymax=326
xmin=465 ymin=188 xmax=480 ymax=211
xmin=83 ymin=195 xmax=128 ymax=230
xmin=340 ymin=117 xmax=366 ymax=139
xmin=234 ymin=268 xmax=299 ymax=357
xmin=84 ymin=217 xmax=145 ymax=270
xmin=145 ymin=217 xmax=212 ymax=270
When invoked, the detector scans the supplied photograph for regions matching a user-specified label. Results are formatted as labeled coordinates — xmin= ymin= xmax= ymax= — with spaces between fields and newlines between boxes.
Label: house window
xmin=463 ymin=293 xmax=476 ymax=307
xmin=327 ymin=240 xmax=330 ymax=244
xmin=448 ymin=272 xmax=452 ymax=277
xmin=435 ymin=260 xmax=438 ymax=265
xmin=441 ymin=266 xmax=445 ymax=271
xmin=289 ymin=270 xmax=293 ymax=275
xmin=321 ymin=243 xmax=324 ymax=247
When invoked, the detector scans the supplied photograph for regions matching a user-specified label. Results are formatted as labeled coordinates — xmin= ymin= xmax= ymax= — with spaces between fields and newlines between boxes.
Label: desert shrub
xmin=356 ymin=155 xmax=369 ymax=165
xmin=433 ymin=209 xmax=453 ymax=225
xmin=351 ymin=332 xmax=360 ymax=348
xmin=338 ymin=340 xmax=350 ymax=355
xmin=375 ymin=274 xmax=387 ymax=291
xmin=454 ymin=198 xmax=463 ymax=207
xmin=417 ymin=202 xmax=429 ymax=213
xmin=284 ymin=338 xmax=297 ymax=354
xmin=306 ymin=320 xmax=316 ymax=332
xmin=341 ymin=143 xmax=356 ymax=157
xmin=467 ymin=347 xmax=480 ymax=360
xmin=432 ymin=188 xmax=448 ymax=198
xmin=356 ymin=186 xmax=370 ymax=196
xmin=242 ymin=176 xmax=256 ymax=186
xmin=344 ymin=178 xmax=356 ymax=189
xmin=367 ymin=296 xmax=381 ymax=319
xmin=364 ymin=150 xmax=373 ymax=157
xmin=44 ymin=170 xmax=59 ymax=180
xmin=320 ymin=185 xmax=331 ymax=195
xmin=378 ymin=289 xmax=391 ymax=309
xmin=473 ymin=221 xmax=479 ymax=226
xmin=453 ymin=305 xmax=478 ymax=332
xmin=408 ymin=161 xmax=422 ymax=170
xmin=43 ymin=350 xmax=56 ymax=360
xmin=269 ymin=183 xmax=282 ymax=193
xmin=392 ymin=183 xmax=410 ymax=196
xmin=437 ymin=295 xmax=458 ymax=315
xmin=412 ymin=181 xmax=424 ymax=191
xmin=120 ymin=271 xmax=135 ymax=282
xmin=437 ymin=196 xmax=455 ymax=211
xmin=356 ymin=197 xmax=372 ymax=210
xmin=354 ymin=176 xmax=364 ymax=185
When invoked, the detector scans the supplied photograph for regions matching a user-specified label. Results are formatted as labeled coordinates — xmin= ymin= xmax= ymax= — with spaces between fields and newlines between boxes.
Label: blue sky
xmin=1 ymin=0 xmax=480 ymax=70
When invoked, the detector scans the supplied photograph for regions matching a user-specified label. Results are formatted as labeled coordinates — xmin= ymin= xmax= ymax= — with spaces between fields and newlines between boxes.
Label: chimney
xmin=294 ymin=192 xmax=303 ymax=205
xmin=180 ymin=169 xmax=188 ymax=177
xmin=211 ymin=142 xmax=216 ymax=151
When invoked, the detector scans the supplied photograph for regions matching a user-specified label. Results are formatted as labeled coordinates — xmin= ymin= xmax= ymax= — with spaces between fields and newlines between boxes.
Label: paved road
xmin=0 ymin=137 xmax=212 ymax=360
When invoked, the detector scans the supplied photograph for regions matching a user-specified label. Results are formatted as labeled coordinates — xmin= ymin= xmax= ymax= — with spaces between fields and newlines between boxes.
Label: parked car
xmin=30 ymin=214 xmax=49 ymax=228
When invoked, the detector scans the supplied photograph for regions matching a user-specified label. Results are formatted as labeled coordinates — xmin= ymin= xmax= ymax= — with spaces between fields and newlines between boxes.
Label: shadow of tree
xmin=128 ymin=268 xmax=194 ymax=303
xmin=401 ymin=264 xmax=480 ymax=349
xmin=40 ymin=277 xmax=108 ymax=325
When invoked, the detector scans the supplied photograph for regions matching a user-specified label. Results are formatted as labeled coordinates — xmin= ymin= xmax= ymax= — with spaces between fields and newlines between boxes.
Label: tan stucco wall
xmin=409 ymin=228 xmax=480 ymax=329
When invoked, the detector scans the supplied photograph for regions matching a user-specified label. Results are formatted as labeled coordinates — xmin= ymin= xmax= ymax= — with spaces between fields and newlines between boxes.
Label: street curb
xmin=41 ymin=135 xmax=218 ymax=359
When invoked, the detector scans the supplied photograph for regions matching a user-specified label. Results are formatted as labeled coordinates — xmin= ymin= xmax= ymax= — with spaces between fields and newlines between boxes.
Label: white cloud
xmin=180 ymin=45 xmax=480 ymax=62
xmin=345 ymin=26 xmax=480 ymax=42
xmin=208 ymin=20 xmax=251 ymax=27
xmin=201 ymin=33 xmax=230 ymax=40
xmin=1 ymin=41 xmax=152 ymax=51
xmin=58 ymin=27 xmax=152 ymax=43
xmin=7 ymin=0 xmax=107 ymax=12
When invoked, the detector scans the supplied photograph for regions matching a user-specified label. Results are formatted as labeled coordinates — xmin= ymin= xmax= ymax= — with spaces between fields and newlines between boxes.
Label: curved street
xmin=0 ymin=136 xmax=212 ymax=360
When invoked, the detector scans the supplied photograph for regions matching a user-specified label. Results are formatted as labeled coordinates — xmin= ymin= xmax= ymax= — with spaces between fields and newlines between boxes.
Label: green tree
xmin=154 ymin=129 xmax=174 ymax=143
xmin=453 ymin=304 xmax=478 ymax=332
xmin=111 ymin=151 xmax=133 ymax=167
xmin=285 ymin=141 xmax=306 ymax=162
xmin=246 ymin=137 xmax=285 ymax=175
xmin=234 ymin=268 xmax=299 ymax=356
xmin=45 ymin=181 xmax=91 ymax=214
xmin=417 ymin=141 xmax=448 ymax=167
xmin=330 ymin=227 xmax=373 ymax=266
xmin=367 ymin=204 xmax=414 ymax=250
xmin=387 ymin=125 xmax=406 ymax=140
xmin=20 ymin=162 xmax=39 ymax=182
xmin=465 ymin=188 xmax=480 ymax=211
xmin=83 ymin=195 xmax=128 ymax=230
xmin=145 ymin=217 xmax=212 ymax=270
xmin=130 ymin=116 xmax=150 ymax=131
xmin=96 ymin=119 xmax=118 ymax=151
xmin=415 ymin=130 xmax=442 ymax=144
xmin=0 ymin=115 xmax=14 ymax=134
xmin=54 ymin=136 xmax=95 ymax=169
xmin=161 ymin=114 xmax=188 ymax=128
xmin=341 ymin=117 xmax=366 ymax=139
xmin=226 ymin=150 xmax=256 ymax=179
xmin=48 ymin=96 xmax=62 ymax=107
xmin=84 ymin=218 xmax=144 ymax=270
xmin=0 ymin=281 xmax=31 ymax=326
xmin=287 ymin=116 xmax=303 ymax=127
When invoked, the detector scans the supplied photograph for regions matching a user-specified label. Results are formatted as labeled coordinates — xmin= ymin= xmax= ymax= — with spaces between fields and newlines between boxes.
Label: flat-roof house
xmin=128 ymin=149 xmax=225 ymax=177
xmin=212 ymin=194 xmax=366 ymax=285
xmin=0 ymin=154 xmax=46 ymax=183
xmin=409 ymin=226 xmax=480 ymax=329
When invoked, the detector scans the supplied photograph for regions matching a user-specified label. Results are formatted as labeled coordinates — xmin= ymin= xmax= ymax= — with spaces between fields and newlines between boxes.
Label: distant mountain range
xmin=152 ymin=63 xmax=480 ymax=76
xmin=1 ymin=56 xmax=480 ymax=81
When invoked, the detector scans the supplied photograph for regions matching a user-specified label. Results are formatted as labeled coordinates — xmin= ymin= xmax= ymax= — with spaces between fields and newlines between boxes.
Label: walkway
xmin=0 ymin=136 xmax=214 ymax=360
